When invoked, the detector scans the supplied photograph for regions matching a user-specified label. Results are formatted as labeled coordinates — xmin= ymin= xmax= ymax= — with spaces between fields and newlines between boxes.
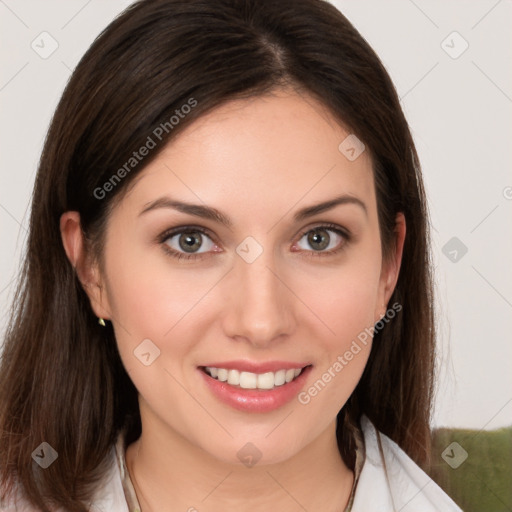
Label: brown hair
xmin=0 ymin=0 xmax=435 ymax=510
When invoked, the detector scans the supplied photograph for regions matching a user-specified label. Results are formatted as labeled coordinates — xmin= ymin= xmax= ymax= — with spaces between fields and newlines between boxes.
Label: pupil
xmin=308 ymin=229 xmax=329 ymax=251
xmin=179 ymin=232 xmax=202 ymax=252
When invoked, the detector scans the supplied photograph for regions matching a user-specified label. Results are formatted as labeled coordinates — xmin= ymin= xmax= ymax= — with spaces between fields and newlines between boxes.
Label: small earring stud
xmin=98 ymin=318 xmax=106 ymax=327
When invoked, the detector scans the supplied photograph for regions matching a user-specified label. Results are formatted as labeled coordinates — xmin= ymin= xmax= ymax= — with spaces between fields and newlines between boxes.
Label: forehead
xmin=117 ymin=90 xmax=376 ymax=222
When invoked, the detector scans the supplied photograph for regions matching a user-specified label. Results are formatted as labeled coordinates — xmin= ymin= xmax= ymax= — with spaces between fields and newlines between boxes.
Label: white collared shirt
xmin=350 ymin=416 xmax=463 ymax=512
xmin=1 ymin=415 xmax=463 ymax=511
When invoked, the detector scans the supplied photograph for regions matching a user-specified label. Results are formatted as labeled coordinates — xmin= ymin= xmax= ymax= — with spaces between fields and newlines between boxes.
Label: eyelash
xmin=157 ymin=223 xmax=351 ymax=262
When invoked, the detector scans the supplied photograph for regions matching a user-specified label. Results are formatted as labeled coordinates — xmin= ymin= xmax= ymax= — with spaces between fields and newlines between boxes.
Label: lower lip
xmin=198 ymin=366 xmax=312 ymax=413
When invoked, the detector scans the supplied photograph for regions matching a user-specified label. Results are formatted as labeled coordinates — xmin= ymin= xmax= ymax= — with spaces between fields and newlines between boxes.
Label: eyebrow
xmin=139 ymin=194 xmax=367 ymax=227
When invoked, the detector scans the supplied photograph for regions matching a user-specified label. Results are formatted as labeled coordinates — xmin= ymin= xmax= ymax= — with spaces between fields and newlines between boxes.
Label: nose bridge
xmin=224 ymin=240 xmax=295 ymax=345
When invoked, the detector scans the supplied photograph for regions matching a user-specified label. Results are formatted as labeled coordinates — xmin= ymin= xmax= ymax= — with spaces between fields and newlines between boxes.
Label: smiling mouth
xmin=200 ymin=365 xmax=310 ymax=391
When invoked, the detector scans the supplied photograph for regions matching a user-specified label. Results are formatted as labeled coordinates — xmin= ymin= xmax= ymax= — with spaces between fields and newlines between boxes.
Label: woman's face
xmin=79 ymin=88 xmax=404 ymax=465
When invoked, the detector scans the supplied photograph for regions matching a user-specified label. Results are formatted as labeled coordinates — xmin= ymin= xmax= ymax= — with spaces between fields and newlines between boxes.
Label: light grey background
xmin=1 ymin=0 xmax=511 ymax=430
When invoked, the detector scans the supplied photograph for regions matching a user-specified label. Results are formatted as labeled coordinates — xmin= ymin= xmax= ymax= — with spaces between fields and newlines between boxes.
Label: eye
xmin=294 ymin=224 xmax=350 ymax=256
xmin=157 ymin=223 xmax=350 ymax=262
xmin=159 ymin=226 xmax=218 ymax=260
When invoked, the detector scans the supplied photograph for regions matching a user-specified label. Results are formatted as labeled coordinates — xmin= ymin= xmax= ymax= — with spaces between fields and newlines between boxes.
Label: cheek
xmin=102 ymin=233 xmax=228 ymax=402
xmin=103 ymin=243 xmax=205 ymax=429
xmin=294 ymin=281 xmax=377 ymax=417
xmin=293 ymin=252 xmax=382 ymax=343
xmin=291 ymin=252 xmax=381 ymax=405
xmin=103 ymin=228 xmax=209 ymax=337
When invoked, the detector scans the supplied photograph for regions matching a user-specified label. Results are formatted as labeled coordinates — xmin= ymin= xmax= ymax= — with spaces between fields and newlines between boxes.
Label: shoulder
xmin=0 ymin=442 xmax=128 ymax=512
xmin=88 ymin=439 xmax=131 ymax=512
xmin=351 ymin=415 xmax=463 ymax=512
xmin=0 ymin=482 xmax=52 ymax=512
xmin=0 ymin=488 xmax=64 ymax=512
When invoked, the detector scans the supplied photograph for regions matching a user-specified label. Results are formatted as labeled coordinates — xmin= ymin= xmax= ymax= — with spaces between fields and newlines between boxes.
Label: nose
xmin=222 ymin=248 xmax=297 ymax=348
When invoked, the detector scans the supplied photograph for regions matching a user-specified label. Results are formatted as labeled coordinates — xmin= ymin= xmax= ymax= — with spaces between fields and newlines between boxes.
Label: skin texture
xmin=61 ymin=88 xmax=405 ymax=512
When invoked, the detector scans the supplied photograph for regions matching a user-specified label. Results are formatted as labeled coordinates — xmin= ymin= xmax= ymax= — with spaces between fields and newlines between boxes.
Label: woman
xmin=0 ymin=0 xmax=463 ymax=510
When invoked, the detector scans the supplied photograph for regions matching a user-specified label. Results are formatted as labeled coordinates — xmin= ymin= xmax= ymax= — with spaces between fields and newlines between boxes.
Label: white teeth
xmin=257 ymin=372 xmax=275 ymax=390
xmin=204 ymin=366 xmax=304 ymax=390
xmin=239 ymin=371 xmax=257 ymax=389
xmin=227 ymin=369 xmax=240 ymax=385
xmin=285 ymin=369 xmax=295 ymax=383
xmin=274 ymin=369 xmax=286 ymax=386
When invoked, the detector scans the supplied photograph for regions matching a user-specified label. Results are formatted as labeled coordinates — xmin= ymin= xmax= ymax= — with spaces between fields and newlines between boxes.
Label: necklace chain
xmin=126 ymin=439 xmax=353 ymax=512
xmin=128 ymin=441 xmax=152 ymax=512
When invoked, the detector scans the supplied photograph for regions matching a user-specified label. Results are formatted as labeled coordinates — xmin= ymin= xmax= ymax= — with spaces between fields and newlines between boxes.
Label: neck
xmin=126 ymin=402 xmax=354 ymax=512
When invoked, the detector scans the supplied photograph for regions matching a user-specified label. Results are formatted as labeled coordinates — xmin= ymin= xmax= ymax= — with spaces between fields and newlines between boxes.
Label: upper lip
xmin=200 ymin=360 xmax=312 ymax=373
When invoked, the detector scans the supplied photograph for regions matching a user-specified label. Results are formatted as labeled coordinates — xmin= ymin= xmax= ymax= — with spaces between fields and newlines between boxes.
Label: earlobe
xmin=59 ymin=211 xmax=111 ymax=320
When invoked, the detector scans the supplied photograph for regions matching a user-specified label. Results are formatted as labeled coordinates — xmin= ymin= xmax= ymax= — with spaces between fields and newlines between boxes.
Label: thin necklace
xmin=128 ymin=441 xmax=152 ymax=512
xmin=128 ymin=442 xmax=351 ymax=512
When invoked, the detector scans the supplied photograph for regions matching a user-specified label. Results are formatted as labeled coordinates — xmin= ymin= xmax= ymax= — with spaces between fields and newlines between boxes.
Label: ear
xmin=60 ymin=211 xmax=112 ymax=321
xmin=375 ymin=212 xmax=406 ymax=322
